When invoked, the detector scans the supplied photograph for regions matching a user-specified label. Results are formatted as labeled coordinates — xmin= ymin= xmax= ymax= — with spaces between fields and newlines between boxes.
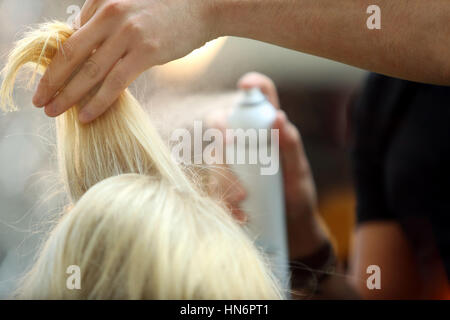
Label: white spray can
xmin=226 ymin=87 xmax=290 ymax=292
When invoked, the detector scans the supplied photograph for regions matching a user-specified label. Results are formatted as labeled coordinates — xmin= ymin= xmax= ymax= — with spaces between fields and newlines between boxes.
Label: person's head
xmin=18 ymin=173 xmax=280 ymax=299
xmin=0 ymin=21 xmax=283 ymax=299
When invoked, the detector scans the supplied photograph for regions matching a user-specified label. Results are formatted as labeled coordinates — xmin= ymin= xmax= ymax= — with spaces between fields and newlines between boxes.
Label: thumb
xmin=237 ymin=72 xmax=280 ymax=109
xmin=272 ymin=111 xmax=310 ymax=178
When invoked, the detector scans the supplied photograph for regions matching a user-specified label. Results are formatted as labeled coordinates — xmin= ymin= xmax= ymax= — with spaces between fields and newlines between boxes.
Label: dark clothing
xmin=352 ymin=73 xmax=450 ymax=280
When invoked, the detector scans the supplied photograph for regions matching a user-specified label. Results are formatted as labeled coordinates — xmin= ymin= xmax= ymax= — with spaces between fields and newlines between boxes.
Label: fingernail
xmin=32 ymin=93 xmax=44 ymax=107
xmin=44 ymin=102 xmax=57 ymax=117
xmin=78 ymin=110 xmax=91 ymax=123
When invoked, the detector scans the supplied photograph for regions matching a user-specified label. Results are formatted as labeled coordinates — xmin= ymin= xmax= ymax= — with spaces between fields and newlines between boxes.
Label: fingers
xmin=32 ymin=18 xmax=107 ymax=108
xmin=272 ymin=111 xmax=309 ymax=178
xmin=78 ymin=51 xmax=144 ymax=123
xmin=237 ymin=72 xmax=280 ymax=109
xmin=78 ymin=0 xmax=102 ymax=27
xmin=44 ymin=30 xmax=128 ymax=118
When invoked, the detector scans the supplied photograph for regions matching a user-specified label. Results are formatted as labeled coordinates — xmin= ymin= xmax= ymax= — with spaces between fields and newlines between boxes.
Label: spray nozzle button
xmin=241 ymin=87 xmax=266 ymax=106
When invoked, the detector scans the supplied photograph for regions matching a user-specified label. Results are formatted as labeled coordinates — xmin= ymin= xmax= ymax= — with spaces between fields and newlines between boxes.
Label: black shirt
xmin=352 ymin=73 xmax=450 ymax=280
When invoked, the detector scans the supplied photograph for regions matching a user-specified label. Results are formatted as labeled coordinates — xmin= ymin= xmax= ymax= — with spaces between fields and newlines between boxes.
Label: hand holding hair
xmin=31 ymin=0 xmax=216 ymax=123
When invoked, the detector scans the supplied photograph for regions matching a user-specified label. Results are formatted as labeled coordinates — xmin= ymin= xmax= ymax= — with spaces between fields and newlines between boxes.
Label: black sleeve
xmin=351 ymin=73 xmax=450 ymax=279
xmin=351 ymin=73 xmax=412 ymax=223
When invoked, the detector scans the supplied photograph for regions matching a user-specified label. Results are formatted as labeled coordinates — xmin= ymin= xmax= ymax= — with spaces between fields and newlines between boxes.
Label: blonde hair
xmin=0 ymin=21 xmax=283 ymax=299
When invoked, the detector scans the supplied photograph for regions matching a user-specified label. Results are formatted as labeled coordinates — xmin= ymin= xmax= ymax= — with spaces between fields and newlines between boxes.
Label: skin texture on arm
xmin=214 ymin=0 xmax=450 ymax=86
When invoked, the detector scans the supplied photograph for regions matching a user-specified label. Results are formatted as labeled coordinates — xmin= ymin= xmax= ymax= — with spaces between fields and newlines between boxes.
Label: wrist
xmin=204 ymin=0 xmax=301 ymax=43
xmin=288 ymin=210 xmax=332 ymax=260
xmin=290 ymin=240 xmax=338 ymax=295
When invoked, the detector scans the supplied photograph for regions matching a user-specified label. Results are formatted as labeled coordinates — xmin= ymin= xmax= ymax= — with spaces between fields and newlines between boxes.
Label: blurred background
xmin=0 ymin=0 xmax=367 ymax=298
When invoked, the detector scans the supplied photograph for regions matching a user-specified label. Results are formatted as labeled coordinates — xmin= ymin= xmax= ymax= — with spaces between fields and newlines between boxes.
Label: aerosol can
xmin=227 ymin=87 xmax=290 ymax=292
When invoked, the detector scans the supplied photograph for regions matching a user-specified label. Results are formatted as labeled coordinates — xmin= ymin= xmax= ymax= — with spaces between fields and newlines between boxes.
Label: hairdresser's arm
xmin=214 ymin=0 xmax=450 ymax=86
xmin=308 ymin=221 xmax=427 ymax=300
xmin=33 ymin=0 xmax=450 ymax=123
xmin=348 ymin=222 xmax=425 ymax=299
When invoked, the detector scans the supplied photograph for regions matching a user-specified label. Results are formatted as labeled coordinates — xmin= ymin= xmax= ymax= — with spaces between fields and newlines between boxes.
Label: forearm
xmin=287 ymin=210 xmax=330 ymax=259
xmin=209 ymin=0 xmax=450 ymax=85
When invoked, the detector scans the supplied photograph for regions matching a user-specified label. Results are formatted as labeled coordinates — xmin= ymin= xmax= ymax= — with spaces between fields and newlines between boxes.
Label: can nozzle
xmin=241 ymin=87 xmax=266 ymax=106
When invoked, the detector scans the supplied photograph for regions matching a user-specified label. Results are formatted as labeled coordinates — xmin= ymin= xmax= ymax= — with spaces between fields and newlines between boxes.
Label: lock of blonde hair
xmin=0 ymin=21 xmax=283 ymax=299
